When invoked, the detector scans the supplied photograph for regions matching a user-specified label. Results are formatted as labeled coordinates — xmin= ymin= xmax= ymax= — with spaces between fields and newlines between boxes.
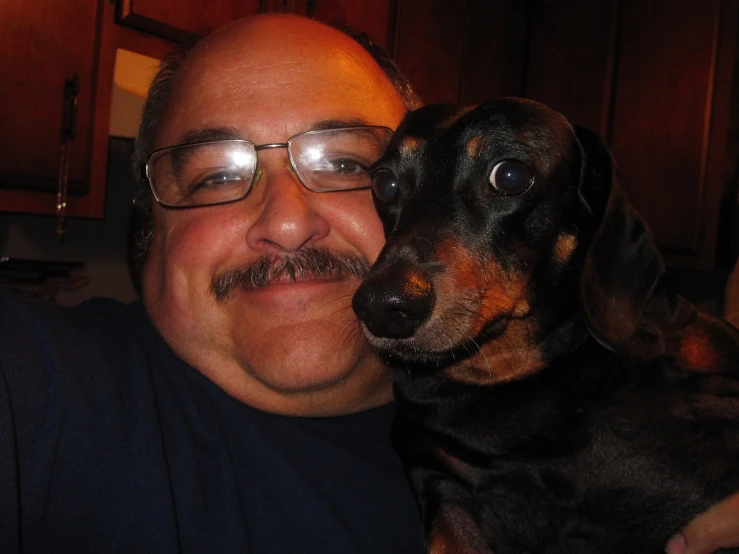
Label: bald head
xmin=171 ymin=15 xmax=399 ymax=104
xmin=155 ymin=15 xmax=406 ymax=150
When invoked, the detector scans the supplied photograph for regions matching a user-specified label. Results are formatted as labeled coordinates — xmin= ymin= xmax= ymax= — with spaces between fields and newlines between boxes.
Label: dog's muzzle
xmin=352 ymin=264 xmax=435 ymax=339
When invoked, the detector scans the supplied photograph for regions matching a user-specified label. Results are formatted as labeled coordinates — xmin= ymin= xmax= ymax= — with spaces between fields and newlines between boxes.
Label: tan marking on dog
xmin=428 ymin=527 xmax=454 ymax=554
xmin=402 ymin=236 xmax=542 ymax=384
xmin=467 ymin=136 xmax=483 ymax=158
xmin=428 ymin=502 xmax=493 ymax=554
xmin=406 ymin=270 xmax=433 ymax=295
xmin=400 ymin=136 xmax=424 ymax=155
xmin=447 ymin=317 xmax=544 ymax=385
xmin=679 ymin=328 xmax=718 ymax=372
xmin=433 ymin=238 xmax=526 ymax=338
xmin=512 ymin=298 xmax=531 ymax=318
xmin=553 ymin=233 xmax=578 ymax=266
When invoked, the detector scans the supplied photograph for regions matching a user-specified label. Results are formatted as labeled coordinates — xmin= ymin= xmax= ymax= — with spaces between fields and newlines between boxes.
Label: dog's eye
xmin=372 ymin=169 xmax=399 ymax=203
xmin=489 ymin=161 xmax=533 ymax=195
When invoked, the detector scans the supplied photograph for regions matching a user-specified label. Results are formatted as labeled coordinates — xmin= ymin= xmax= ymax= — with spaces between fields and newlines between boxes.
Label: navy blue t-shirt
xmin=0 ymin=290 xmax=423 ymax=553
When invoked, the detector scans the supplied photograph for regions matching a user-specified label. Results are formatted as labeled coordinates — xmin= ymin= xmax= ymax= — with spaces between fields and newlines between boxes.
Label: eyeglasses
xmin=144 ymin=126 xmax=394 ymax=209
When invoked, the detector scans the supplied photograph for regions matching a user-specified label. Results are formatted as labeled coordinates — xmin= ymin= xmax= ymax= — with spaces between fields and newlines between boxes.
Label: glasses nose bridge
xmin=252 ymin=141 xmax=306 ymax=191
xmin=253 ymin=142 xmax=291 ymax=168
xmin=254 ymin=142 xmax=290 ymax=153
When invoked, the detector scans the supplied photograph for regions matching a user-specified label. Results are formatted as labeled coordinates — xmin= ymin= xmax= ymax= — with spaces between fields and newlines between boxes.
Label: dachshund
xmin=352 ymin=98 xmax=739 ymax=554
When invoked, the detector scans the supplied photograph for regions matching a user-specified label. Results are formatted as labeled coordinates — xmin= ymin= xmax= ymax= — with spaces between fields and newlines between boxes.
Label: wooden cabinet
xmin=392 ymin=0 xmax=470 ymax=105
xmin=116 ymin=0 xmax=259 ymax=44
xmin=523 ymin=0 xmax=738 ymax=269
xmin=391 ymin=0 xmax=739 ymax=269
xmin=116 ymin=0 xmax=393 ymax=49
xmin=392 ymin=0 xmax=529 ymax=106
xmin=0 ymin=0 xmax=102 ymax=217
xmin=0 ymin=0 xmax=171 ymax=220
xmin=308 ymin=0 xmax=394 ymax=49
xmin=610 ymin=0 xmax=733 ymax=267
xmin=525 ymin=0 xmax=616 ymax=135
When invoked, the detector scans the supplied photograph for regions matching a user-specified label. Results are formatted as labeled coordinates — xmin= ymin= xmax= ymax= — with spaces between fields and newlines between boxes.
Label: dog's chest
xmin=392 ymin=358 xmax=739 ymax=553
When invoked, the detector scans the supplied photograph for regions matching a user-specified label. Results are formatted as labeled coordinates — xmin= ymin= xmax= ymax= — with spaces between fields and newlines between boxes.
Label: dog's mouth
xmin=360 ymin=309 xmax=523 ymax=365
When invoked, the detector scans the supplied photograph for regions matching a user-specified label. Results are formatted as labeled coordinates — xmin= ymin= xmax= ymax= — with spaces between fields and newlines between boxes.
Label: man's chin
xmin=239 ymin=318 xmax=377 ymax=385
xmin=249 ymin=348 xmax=393 ymax=416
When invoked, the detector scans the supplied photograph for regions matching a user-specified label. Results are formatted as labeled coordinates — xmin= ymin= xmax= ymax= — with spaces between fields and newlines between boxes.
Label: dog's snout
xmin=353 ymin=266 xmax=435 ymax=339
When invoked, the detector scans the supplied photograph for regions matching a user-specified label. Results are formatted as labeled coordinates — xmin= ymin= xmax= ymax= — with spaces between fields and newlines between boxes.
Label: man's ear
xmin=575 ymin=125 xmax=665 ymax=352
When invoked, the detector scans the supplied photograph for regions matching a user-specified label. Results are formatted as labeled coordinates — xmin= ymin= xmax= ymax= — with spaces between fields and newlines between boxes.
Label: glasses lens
xmin=290 ymin=127 xmax=393 ymax=192
xmin=148 ymin=140 xmax=256 ymax=207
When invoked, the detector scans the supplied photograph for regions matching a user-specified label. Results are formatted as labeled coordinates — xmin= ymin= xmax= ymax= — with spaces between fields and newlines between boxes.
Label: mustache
xmin=211 ymin=246 xmax=371 ymax=301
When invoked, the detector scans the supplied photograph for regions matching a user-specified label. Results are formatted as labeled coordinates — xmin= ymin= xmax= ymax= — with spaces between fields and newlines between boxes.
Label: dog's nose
xmin=352 ymin=267 xmax=434 ymax=339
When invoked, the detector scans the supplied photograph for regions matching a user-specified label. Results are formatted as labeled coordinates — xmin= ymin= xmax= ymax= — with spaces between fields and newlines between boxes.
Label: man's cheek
xmin=163 ymin=214 xmax=244 ymax=267
xmin=338 ymin=200 xmax=386 ymax=262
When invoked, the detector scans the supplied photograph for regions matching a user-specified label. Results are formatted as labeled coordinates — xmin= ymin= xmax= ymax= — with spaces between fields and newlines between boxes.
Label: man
xmin=133 ymin=15 xmax=410 ymax=418
xmin=0 ymin=13 xmax=736 ymax=554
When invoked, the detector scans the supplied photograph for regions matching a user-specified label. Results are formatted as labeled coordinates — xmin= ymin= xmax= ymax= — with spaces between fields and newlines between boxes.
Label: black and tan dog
xmin=352 ymin=98 xmax=739 ymax=553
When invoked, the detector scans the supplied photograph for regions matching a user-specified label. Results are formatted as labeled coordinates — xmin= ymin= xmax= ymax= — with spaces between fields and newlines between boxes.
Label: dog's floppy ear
xmin=575 ymin=125 xmax=664 ymax=352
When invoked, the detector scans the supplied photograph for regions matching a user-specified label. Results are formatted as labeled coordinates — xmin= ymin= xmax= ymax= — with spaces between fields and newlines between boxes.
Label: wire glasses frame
xmin=144 ymin=125 xmax=394 ymax=209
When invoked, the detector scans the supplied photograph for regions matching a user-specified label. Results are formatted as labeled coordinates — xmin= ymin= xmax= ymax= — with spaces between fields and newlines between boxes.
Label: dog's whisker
xmin=468 ymin=337 xmax=492 ymax=376
xmin=337 ymin=320 xmax=361 ymax=349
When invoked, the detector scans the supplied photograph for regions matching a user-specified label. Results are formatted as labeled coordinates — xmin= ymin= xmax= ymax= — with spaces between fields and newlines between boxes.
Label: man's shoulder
xmin=0 ymin=291 xmax=185 ymax=552
xmin=0 ymin=289 xmax=147 ymax=387
xmin=0 ymin=289 xmax=137 ymax=338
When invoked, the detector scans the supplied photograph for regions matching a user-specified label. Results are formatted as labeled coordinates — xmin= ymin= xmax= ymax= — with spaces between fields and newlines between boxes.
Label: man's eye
xmin=188 ymin=173 xmax=245 ymax=193
xmin=322 ymin=157 xmax=368 ymax=175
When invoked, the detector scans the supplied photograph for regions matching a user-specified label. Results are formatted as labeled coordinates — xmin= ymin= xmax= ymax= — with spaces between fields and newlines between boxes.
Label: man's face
xmin=141 ymin=16 xmax=407 ymax=415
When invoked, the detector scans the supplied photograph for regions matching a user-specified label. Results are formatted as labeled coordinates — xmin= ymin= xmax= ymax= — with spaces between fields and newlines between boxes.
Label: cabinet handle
xmin=55 ymin=74 xmax=79 ymax=241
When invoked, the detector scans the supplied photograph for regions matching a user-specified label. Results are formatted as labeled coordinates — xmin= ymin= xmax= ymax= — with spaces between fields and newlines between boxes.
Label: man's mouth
xmin=211 ymin=246 xmax=370 ymax=301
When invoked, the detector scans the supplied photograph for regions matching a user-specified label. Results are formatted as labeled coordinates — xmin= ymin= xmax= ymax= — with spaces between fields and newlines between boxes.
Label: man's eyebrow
xmin=178 ymin=127 xmax=243 ymax=146
xmin=175 ymin=120 xmax=380 ymax=147
xmin=307 ymin=119 xmax=379 ymax=132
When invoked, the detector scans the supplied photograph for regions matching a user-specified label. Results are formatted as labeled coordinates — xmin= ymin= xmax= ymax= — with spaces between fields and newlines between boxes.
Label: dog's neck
xmin=391 ymin=306 xmax=591 ymax=387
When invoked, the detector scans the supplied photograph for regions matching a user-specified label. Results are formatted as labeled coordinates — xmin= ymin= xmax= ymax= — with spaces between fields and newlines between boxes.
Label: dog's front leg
xmin=417 ymin=476 xmax=495 ymax=554
xmin=427 ymin=501 xmax=495 ymax=554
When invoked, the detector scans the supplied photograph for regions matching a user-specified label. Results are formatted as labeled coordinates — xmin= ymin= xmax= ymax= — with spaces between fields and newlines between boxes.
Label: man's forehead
xmin=182 ymin=14 xmax=374 ymax=77
xmin=152 ymin=14 xmax=406 ymax=150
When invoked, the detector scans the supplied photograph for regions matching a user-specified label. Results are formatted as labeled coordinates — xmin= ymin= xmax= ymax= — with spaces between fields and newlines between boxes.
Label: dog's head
xmin=352 ymin=98 xmax=664 ymax=383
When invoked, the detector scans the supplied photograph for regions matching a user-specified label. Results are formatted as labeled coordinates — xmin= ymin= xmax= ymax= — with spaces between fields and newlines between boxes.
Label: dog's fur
xmin=352 ymin=98 xmax=739 ymax=553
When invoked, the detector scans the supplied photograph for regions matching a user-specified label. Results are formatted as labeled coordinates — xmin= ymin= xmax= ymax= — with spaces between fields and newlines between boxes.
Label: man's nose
xmin=244 ymin=154 xmax=330 ymax=253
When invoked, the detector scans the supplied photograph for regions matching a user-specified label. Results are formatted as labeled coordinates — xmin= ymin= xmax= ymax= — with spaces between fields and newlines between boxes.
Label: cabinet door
xmin=391 ymin=0 xmax=528 ymax=106
xmin=524 ymin=0 xmax=738 ymax=269
xmin=524 ymin=0 xmax=616 ymax=135
xmin=459 ymin=0 xmax=528 ymax=105
xmin=116 ymin=0 xmax=260 ymax=44
xmin=308 ymin=0 xmax=393 ymax=49
xmin=0 ymin=0 xmax=101 ymax=216
xmin=609 ymin=0 xmax=735 ymax=267
xmin=392 ymin=0 xmax=469 ymax=104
